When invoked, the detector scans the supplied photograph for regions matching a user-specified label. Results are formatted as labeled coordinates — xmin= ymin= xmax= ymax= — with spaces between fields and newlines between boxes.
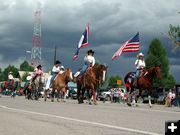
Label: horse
xmin=124 ymin=66 xmax=161 ymax=107
xmin=50 ymin=68 xmax=73 ymax=102
xmin=31 ymin=75 xmax=45 ymax=100
xmin=3 ymin=79 xmax=19 ymax=98
xmin=76 ymin=64 xmax=108 ymax=105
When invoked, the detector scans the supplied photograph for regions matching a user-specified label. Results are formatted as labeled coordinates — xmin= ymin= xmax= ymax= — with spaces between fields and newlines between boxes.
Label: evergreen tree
xmin=20 ymin=61 xmax=34 ymax=71
xmin=145 ymin=39 xmax=176 ymax=88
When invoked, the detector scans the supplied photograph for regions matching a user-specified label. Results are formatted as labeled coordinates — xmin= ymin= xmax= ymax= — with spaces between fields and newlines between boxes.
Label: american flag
xmin=112 ymin=32 xmax=140 ymax=60
xmin=73 ymin=25 xmax=89 ymax=61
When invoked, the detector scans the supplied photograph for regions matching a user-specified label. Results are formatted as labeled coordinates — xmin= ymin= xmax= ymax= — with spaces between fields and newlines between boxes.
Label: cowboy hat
xmin=60 ymin=65 xmax=65 ymax=69
xmin=137 ymin=52 xmax=144 ymax=57
xmin=55 ymin=60 xmax=61 ymax=65
xmin=87 ymin=49 xmax=95 ymax=54
xmin=37 ymin=65 xmax=42 ymax=69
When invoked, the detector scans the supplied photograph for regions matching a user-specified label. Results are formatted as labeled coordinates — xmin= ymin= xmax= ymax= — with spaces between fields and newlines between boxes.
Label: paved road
xmin=0 ymin=96 xmax=180 ymax=135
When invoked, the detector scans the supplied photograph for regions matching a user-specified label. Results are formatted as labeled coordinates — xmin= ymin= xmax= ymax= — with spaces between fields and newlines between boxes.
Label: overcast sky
xmin=0 ymin=0 xmax=180 ymax=82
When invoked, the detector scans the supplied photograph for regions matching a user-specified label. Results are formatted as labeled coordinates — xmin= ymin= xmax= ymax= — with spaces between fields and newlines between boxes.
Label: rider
xmin=50 ymin=60 xmax=61 ymax=86
xmin=74 ymin=49 xmax=95 ymax=77
xmin=32 ymin=65 xmax=43 ymax=82
xmin=59 ymin=65 xmax=65 ymax=74
xmin=134 ymin=52 xmax=146 ymax=86
xmin=8 ymin=71 xmax=14 ymax=86
xmin=23 ymin=73 xmax=32 ymax=93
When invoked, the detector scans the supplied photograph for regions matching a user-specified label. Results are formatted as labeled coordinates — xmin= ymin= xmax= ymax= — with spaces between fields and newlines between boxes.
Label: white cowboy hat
xmin=137 ymin=52 xmax=144 ymax=57
xmin=60 ymin=66 xmax=64 ymax=69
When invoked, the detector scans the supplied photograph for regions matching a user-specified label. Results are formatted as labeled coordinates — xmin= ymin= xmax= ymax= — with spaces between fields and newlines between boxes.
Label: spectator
xmin=165 ymin=89 xmax=173 ymax=107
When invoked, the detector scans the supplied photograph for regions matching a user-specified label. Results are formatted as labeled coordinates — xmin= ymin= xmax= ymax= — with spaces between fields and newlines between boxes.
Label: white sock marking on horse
xmin=103 ymin=71 xmax=106 ymax=82
xmin=0 ymin=104 xmax=161 ymax=135
xmin=70 ymin=72 xmax=73 ymax=80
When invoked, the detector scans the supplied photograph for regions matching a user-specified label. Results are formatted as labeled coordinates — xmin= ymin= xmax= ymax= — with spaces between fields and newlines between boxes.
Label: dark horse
xmin=76 ymin=64 xmax=108 ymax=105
xmin=124 ymin=66 xmax=161 ymax=107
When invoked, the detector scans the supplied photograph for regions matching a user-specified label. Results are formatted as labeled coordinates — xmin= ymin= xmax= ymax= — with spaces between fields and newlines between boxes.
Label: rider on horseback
xmin=59 ymin=65 xmax=65 ymax=74
xmin=50 ymin=60 xmax=61 ymax=85
xmin=134 ymin=52 xmax=146 ymax=87
xmin=74 ymin=49 xmax=95 ymax=77
xmin=32 ymin=65 xmax=43 ymax=82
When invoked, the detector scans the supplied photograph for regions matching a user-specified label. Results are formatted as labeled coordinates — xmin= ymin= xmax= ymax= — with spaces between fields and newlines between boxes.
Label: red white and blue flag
xmin=112 ymin=32 xmax=140 ymax=60
xmin=73 ymin=25 xmax=90 ymax=61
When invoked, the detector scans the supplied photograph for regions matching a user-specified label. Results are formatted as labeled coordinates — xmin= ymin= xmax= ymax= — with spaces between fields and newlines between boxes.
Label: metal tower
xmin=31 ymin=7 xmax=42 ymax=66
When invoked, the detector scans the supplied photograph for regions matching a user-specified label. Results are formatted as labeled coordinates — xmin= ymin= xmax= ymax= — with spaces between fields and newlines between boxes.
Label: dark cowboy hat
xmin=55 ymin=60 xmax=61 ymax=64
xmin=87 ymin=49 xmax=95 ymax=54
xmin=37 ymin=65 xmax=42 ymax=69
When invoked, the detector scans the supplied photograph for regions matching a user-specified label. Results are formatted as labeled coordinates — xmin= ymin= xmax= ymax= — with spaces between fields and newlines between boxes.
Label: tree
xmin=168 ymin=24 xmax=180 ymax=51
xmin=20 ymin=61 xmax=34 ymax=71
xmin=108 ymin=75 xmax=123 ymax=88
xmin=145 ymin=39 xmax=176 ymax=88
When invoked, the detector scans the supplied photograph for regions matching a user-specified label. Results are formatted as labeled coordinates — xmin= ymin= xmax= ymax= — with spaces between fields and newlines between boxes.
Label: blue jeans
xmin=50 ymin=73 xmax=58 ymax=85
xmin=136 ymin=69 xmax=140 ymax=78
xmin=79 ymin=64 xmax=88 ymax=76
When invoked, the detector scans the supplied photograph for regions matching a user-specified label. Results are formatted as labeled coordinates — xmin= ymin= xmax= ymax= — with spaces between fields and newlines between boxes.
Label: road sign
xmin=117 ymin=80 xmax=122 ymax=85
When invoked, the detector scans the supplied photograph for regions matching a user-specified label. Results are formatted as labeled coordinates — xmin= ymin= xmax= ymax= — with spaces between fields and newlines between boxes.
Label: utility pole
xmin=54 ymin=45 xmax=57 ymax=65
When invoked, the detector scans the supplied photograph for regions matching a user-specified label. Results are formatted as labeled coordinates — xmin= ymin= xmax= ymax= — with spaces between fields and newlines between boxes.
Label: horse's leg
xmin=61 ymin=88 xmax=66 ymax=102
xmin=63 ymin=88 xmax=67 ymax=102
xmin=44 ymin=89 xmax=48 ymax=101
xmin=127 ymin=91 xmax=132 ymax=106
xmin=57 ymin=88 xmax=60 ymax=102
xmin=87 ymin=90 xmax=92 ymax=105
xmin=92 ymin=86 xmax=97 ymax=105
xmin=51 ymin=88 xmax=55 ymax=102
xmin=77 ymin=84 xmax=81 ymax=104
xmin=148 ymin=89 xmax=152 ymax=108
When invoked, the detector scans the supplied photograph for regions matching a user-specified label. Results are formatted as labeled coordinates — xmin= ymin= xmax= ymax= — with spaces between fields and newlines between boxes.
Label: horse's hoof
xmin=44 ymin=98 xmax=46 ymax=101
xmin=94 ymin=102 xmax=98 ymax=105
xmin=89 ymin=102 xmax=92 ymax=105
xmin=51 ymin=99 xmax=54 ymax=102
xmin=127 ymin=103 xmax=132 ymax=106
xmin=149 ymin=105 xmax=152 ymax=108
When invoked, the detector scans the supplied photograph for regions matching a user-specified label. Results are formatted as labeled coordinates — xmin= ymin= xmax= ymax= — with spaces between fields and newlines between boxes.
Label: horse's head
xmin=94 ymin=64 xmax=108 ymax=82
xmin=64 ymin=68 xmax=73 ymax=81
xmin=154 ymin=65 xmax=161 ymax=78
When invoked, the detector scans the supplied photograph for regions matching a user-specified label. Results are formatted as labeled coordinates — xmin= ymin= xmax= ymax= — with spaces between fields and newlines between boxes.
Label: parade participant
xmin=23 ymin=73 xmax=32 ymax=97
xmin=32 ymin=65 xmax=43 ymax=82
xmin=59 ymin=65 xmax=65 ymax=74
xmin=8 ymin=71 xmax=14 ymax=86
xmin=133 ymin=52 xmax=146 ymax=87
xmin=74 ymin=49 xmax=95 ymax=77
xmin=50 ymin=60 xmax=61 ymax=86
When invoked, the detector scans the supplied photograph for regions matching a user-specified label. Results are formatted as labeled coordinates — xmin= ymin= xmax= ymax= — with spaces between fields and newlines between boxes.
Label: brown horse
xmin=50 ymin=68 xmax=73 ymax=102
xmin=124 ymin=66 xmax=161 ymax=107
xmin=76 ymin=64 xmax=108 ymax=105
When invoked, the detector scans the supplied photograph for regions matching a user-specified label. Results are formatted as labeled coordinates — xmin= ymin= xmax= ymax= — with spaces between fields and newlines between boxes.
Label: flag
xmin=73 ymin=25 xmax=89 ymax=61
xmin=112 ymin=32 xmax=140 ymax=60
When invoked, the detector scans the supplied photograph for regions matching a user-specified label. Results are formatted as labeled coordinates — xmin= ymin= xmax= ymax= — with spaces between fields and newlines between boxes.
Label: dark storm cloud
xmin=0 ymin=0 xmax=180 ymax=82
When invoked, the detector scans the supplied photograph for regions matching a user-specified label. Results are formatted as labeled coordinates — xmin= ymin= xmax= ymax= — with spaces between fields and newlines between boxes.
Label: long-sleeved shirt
xmin=52 ymin=66 xmax=60 ymax=74
xmin=135 ymin=59 xmax=145 ymax=69
xmin=84 ymin=55 xmax=95 ymax=66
